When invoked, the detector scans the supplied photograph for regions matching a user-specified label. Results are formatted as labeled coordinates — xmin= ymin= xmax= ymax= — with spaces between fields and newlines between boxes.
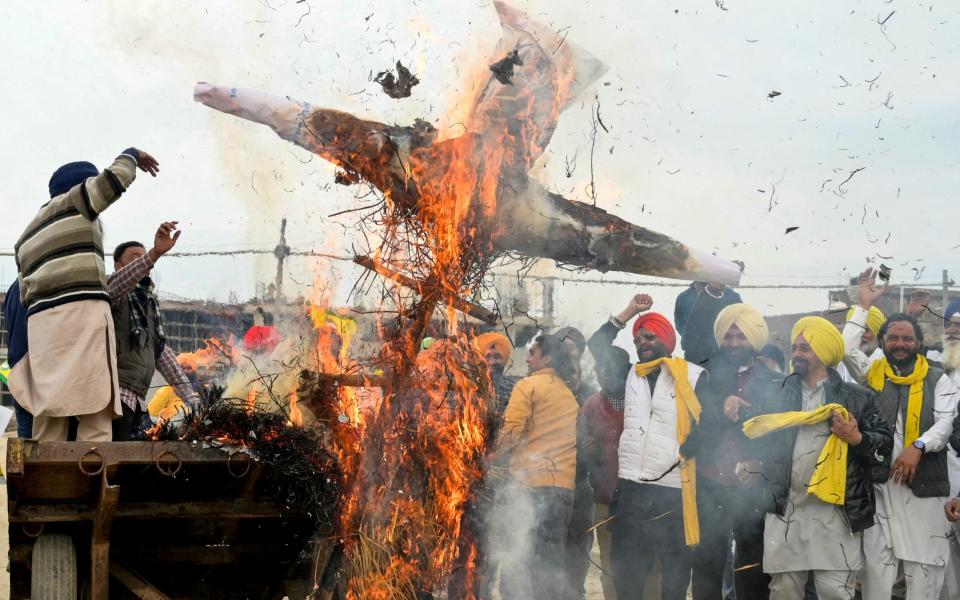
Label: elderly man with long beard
xmin=740 ymin=317 xmax=892 ymax=600
xmin=681 ymin=303 xmax=781 ymax=600
xmin=939 ymin=300 xmax=960 ymax=600
xmin=591 ymin=293 xmax=707 ymax=600
xmin=860 ymin=313 xmax=960 ymax=599
xmin=837 ymin=267 xmax=887 ymax=384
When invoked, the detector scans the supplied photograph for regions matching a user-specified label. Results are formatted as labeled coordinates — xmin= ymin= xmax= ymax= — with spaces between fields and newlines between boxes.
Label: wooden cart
xmin=5 ymin=439 xmax=333 ymax=599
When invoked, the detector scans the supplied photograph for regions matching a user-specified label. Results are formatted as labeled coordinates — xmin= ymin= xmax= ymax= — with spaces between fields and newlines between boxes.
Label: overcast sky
xmin=1 ymin=0 xmax=957 ymax=336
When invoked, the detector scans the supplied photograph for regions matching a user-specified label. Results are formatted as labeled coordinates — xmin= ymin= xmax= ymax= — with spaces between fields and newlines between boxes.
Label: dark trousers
xmin=498 ymin=485 xmax=574 ymax=600
xmin=692 ymin=478 xmax=769 ymax=600
xmin=112 ymin=402 xmax=141 ymax=441
xmin=732 ymin=509 xmax=769 ymax=600
xmin=692 ymin=478 xmax=735 ymax=600
xmin=12 ymin=397 xmax=34 ymax=439
xmin=610 ymin=480 xmax=692 ymax=600
xmin=564 ymin=474 xmax=595 ymax=600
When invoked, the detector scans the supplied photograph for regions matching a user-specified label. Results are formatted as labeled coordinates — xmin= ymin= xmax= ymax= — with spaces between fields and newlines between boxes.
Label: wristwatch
xmin=912 ymin=439 xmax=926 ymax=454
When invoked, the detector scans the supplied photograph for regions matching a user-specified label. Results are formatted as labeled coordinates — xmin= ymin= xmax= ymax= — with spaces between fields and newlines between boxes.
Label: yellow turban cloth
xmin=846 ymin=305 xmax=886 ymax=335
xmin=475 ymin=332 xmax=512 ymax=359
xmin=867 ymin=354 xmax=929 ymax=448
xmin=714 ymin=303 xmax=770 ymax=352
xmin=742 ymin=403 xmax=849 ymax=505
xmin=791 ymin=316 xmax=845 ymax=368
xmin=635 ymin=357 xmax=702 ymax=546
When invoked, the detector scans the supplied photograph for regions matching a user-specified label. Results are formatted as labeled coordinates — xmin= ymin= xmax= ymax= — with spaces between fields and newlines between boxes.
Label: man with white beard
xmin=939 ymin=299 xmax=960 ymax=599
xmin=838 ymin=267 xmax=886 ymax=384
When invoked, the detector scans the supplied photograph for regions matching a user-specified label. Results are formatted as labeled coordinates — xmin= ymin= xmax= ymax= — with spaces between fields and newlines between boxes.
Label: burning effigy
xmin=187 ymin=2 xmax=743 ymax=598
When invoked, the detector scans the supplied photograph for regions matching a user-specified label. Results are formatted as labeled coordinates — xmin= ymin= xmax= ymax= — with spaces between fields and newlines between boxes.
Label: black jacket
xmin=680 ymin=355 xmax=782 ymax=477
xmin=750 ymin=370 xmax=893 ymax=533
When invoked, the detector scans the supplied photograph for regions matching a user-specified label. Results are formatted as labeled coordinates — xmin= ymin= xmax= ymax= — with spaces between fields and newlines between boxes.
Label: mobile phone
xmin=878 ymin=264 xmax=892 ymax=282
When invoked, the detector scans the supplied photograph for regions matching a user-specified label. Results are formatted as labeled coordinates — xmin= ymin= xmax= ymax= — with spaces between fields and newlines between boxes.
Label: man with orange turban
xmin=742 ymin=316 xmax=891 ymax=600
xmin=475 ymin=331 xmax=517 ymax=421
xmin=588 ymin=293 xmax=706 ymax=600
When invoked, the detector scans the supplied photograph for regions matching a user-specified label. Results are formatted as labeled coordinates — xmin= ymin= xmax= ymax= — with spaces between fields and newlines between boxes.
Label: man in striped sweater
xmin=10 ymin=148 xmax=160 ymax=441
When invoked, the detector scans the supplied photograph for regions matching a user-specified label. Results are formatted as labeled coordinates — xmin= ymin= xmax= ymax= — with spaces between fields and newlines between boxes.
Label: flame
xmin=288 ymin=388 xmax=303 ymax=427
xmin=310 ymin=5 xmax=584 ymax=597
xmin=175 ymin=336 xmax=238 ymax=373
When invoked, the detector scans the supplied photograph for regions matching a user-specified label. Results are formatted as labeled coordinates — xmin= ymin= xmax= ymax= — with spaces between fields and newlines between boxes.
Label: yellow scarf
xmin=867 ymin=355 xmax=928 ymax=448
xmin=635 ymin=357 xmax=702 ymax=546
xmin=742 ymin=403 xmax=849 ymax=505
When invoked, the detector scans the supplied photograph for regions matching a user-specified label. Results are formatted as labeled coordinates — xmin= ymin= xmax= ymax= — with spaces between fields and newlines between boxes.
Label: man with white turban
xmin=682 ymin=304 xmax=782 ymax=599
xmin=941 ymin=300 xmax=960 ymax=600
xmin=741 ymin=316 xmax=892 ymax=599
xmin=838 ymin=267 xmax=888 ymax=384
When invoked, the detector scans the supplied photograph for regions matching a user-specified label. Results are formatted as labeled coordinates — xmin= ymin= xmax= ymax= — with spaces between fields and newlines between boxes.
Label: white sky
xmin=1 ymin=0 xmax=957 ymax=336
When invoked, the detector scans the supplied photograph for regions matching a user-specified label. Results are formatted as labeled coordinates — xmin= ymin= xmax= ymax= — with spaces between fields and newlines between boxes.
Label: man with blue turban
xmin=10 ymin=148 xmax=161 ymax=441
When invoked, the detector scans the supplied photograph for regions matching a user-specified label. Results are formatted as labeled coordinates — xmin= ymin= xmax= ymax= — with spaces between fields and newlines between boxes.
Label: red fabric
xmin=243 ymin=325 xmax=281 ymax=354
xmin=581 ymin=391 xmax=624 ymax=504
xmin=631 ymin=312 xmax=677 ymax=354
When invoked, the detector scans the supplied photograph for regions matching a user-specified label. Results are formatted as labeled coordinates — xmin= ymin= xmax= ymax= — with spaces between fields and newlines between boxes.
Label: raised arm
xmin=106 ymin=222 xmax=181 ymax=302
xmin=51 ymin=148 xmax=159 ymax=221
xmin=587 ymin=293 xmax=652 ymax=365
xmin=842 ymin=267 xmax=889 ymax=383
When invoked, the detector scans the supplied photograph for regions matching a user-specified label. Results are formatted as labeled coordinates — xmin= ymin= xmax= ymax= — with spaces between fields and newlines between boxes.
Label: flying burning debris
xmin=194 ymin=2 xmax=742 ymax=286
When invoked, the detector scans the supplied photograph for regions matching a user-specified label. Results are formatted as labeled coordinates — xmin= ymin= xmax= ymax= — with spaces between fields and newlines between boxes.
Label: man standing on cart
xmin=10 ymin=148 xmax=160 ymax=441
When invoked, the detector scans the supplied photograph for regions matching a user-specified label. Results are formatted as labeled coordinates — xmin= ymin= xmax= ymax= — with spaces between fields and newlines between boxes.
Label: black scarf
xmin=128 ymin=279 xmax=166 ymax=359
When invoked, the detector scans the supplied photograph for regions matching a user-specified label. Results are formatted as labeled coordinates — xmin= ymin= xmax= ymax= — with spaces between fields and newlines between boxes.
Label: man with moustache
xmin=742 ymin=316 xmax=891 ymax=600
xmin=590 ymin=293 xmax=707 ymax=600
xmin=109 ymin=227 xmax=200 ymax=440
xmin=860 ymin=313 xmax=960 ymax=599
xmin=681 ymin=304 xmax=781 ymax=600
xmin=475 ymin=332 xmax=519 ymax=424
xmin=939 ymin=299 xmax=960 ymax=599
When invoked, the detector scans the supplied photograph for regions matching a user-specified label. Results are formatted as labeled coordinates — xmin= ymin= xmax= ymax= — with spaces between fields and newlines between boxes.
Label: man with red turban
xmin=587 ymin=294 xmax=707 ymax=600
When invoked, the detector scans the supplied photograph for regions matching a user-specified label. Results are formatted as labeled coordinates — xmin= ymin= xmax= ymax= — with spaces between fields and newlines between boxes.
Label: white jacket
xmin=618 ymin=361 xmax=705 ymax=489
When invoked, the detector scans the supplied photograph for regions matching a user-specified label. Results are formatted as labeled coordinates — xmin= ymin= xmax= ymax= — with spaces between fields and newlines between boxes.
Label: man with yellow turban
xmin=837 ymin=267 xmax=889 ymax=384
xmin=859 ymin=313 xmax=960 ymax=600
xmin=743 ymin=316 xmax=892 ymax=600
xmin=683 ymin=304 xmax=782 ymax=600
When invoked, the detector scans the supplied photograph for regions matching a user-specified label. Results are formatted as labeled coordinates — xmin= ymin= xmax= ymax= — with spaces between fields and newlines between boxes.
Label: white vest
xmin=617 ymin=361 xmax=705 ymax=489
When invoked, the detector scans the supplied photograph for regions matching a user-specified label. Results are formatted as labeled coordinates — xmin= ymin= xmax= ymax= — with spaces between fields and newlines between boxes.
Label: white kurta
xmin=839 ymin=306 xmax=883 ymax=384
xmin=871 ymin=373 xmax=959 ymax=566
xmin=763 ymin=379 xmax=863 ymax=573
xmin=942 ymin=368 xmax=960 ymax=600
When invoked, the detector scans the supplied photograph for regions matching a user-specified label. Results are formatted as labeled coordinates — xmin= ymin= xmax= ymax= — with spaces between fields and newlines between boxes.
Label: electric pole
xmin=273 ymin=218 xmax=291 ymax=301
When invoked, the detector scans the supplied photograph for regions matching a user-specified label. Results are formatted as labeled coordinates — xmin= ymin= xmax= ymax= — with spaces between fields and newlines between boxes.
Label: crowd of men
xmin=5 ymin=152 xmax=960 ymax=600
xmin=473 ymin=275 xmax=960 ymax=600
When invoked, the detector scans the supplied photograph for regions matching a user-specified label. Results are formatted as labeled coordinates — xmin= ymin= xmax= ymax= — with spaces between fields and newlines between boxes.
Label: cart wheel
xmin=31 ymin=534 xmax=77 ymax=600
